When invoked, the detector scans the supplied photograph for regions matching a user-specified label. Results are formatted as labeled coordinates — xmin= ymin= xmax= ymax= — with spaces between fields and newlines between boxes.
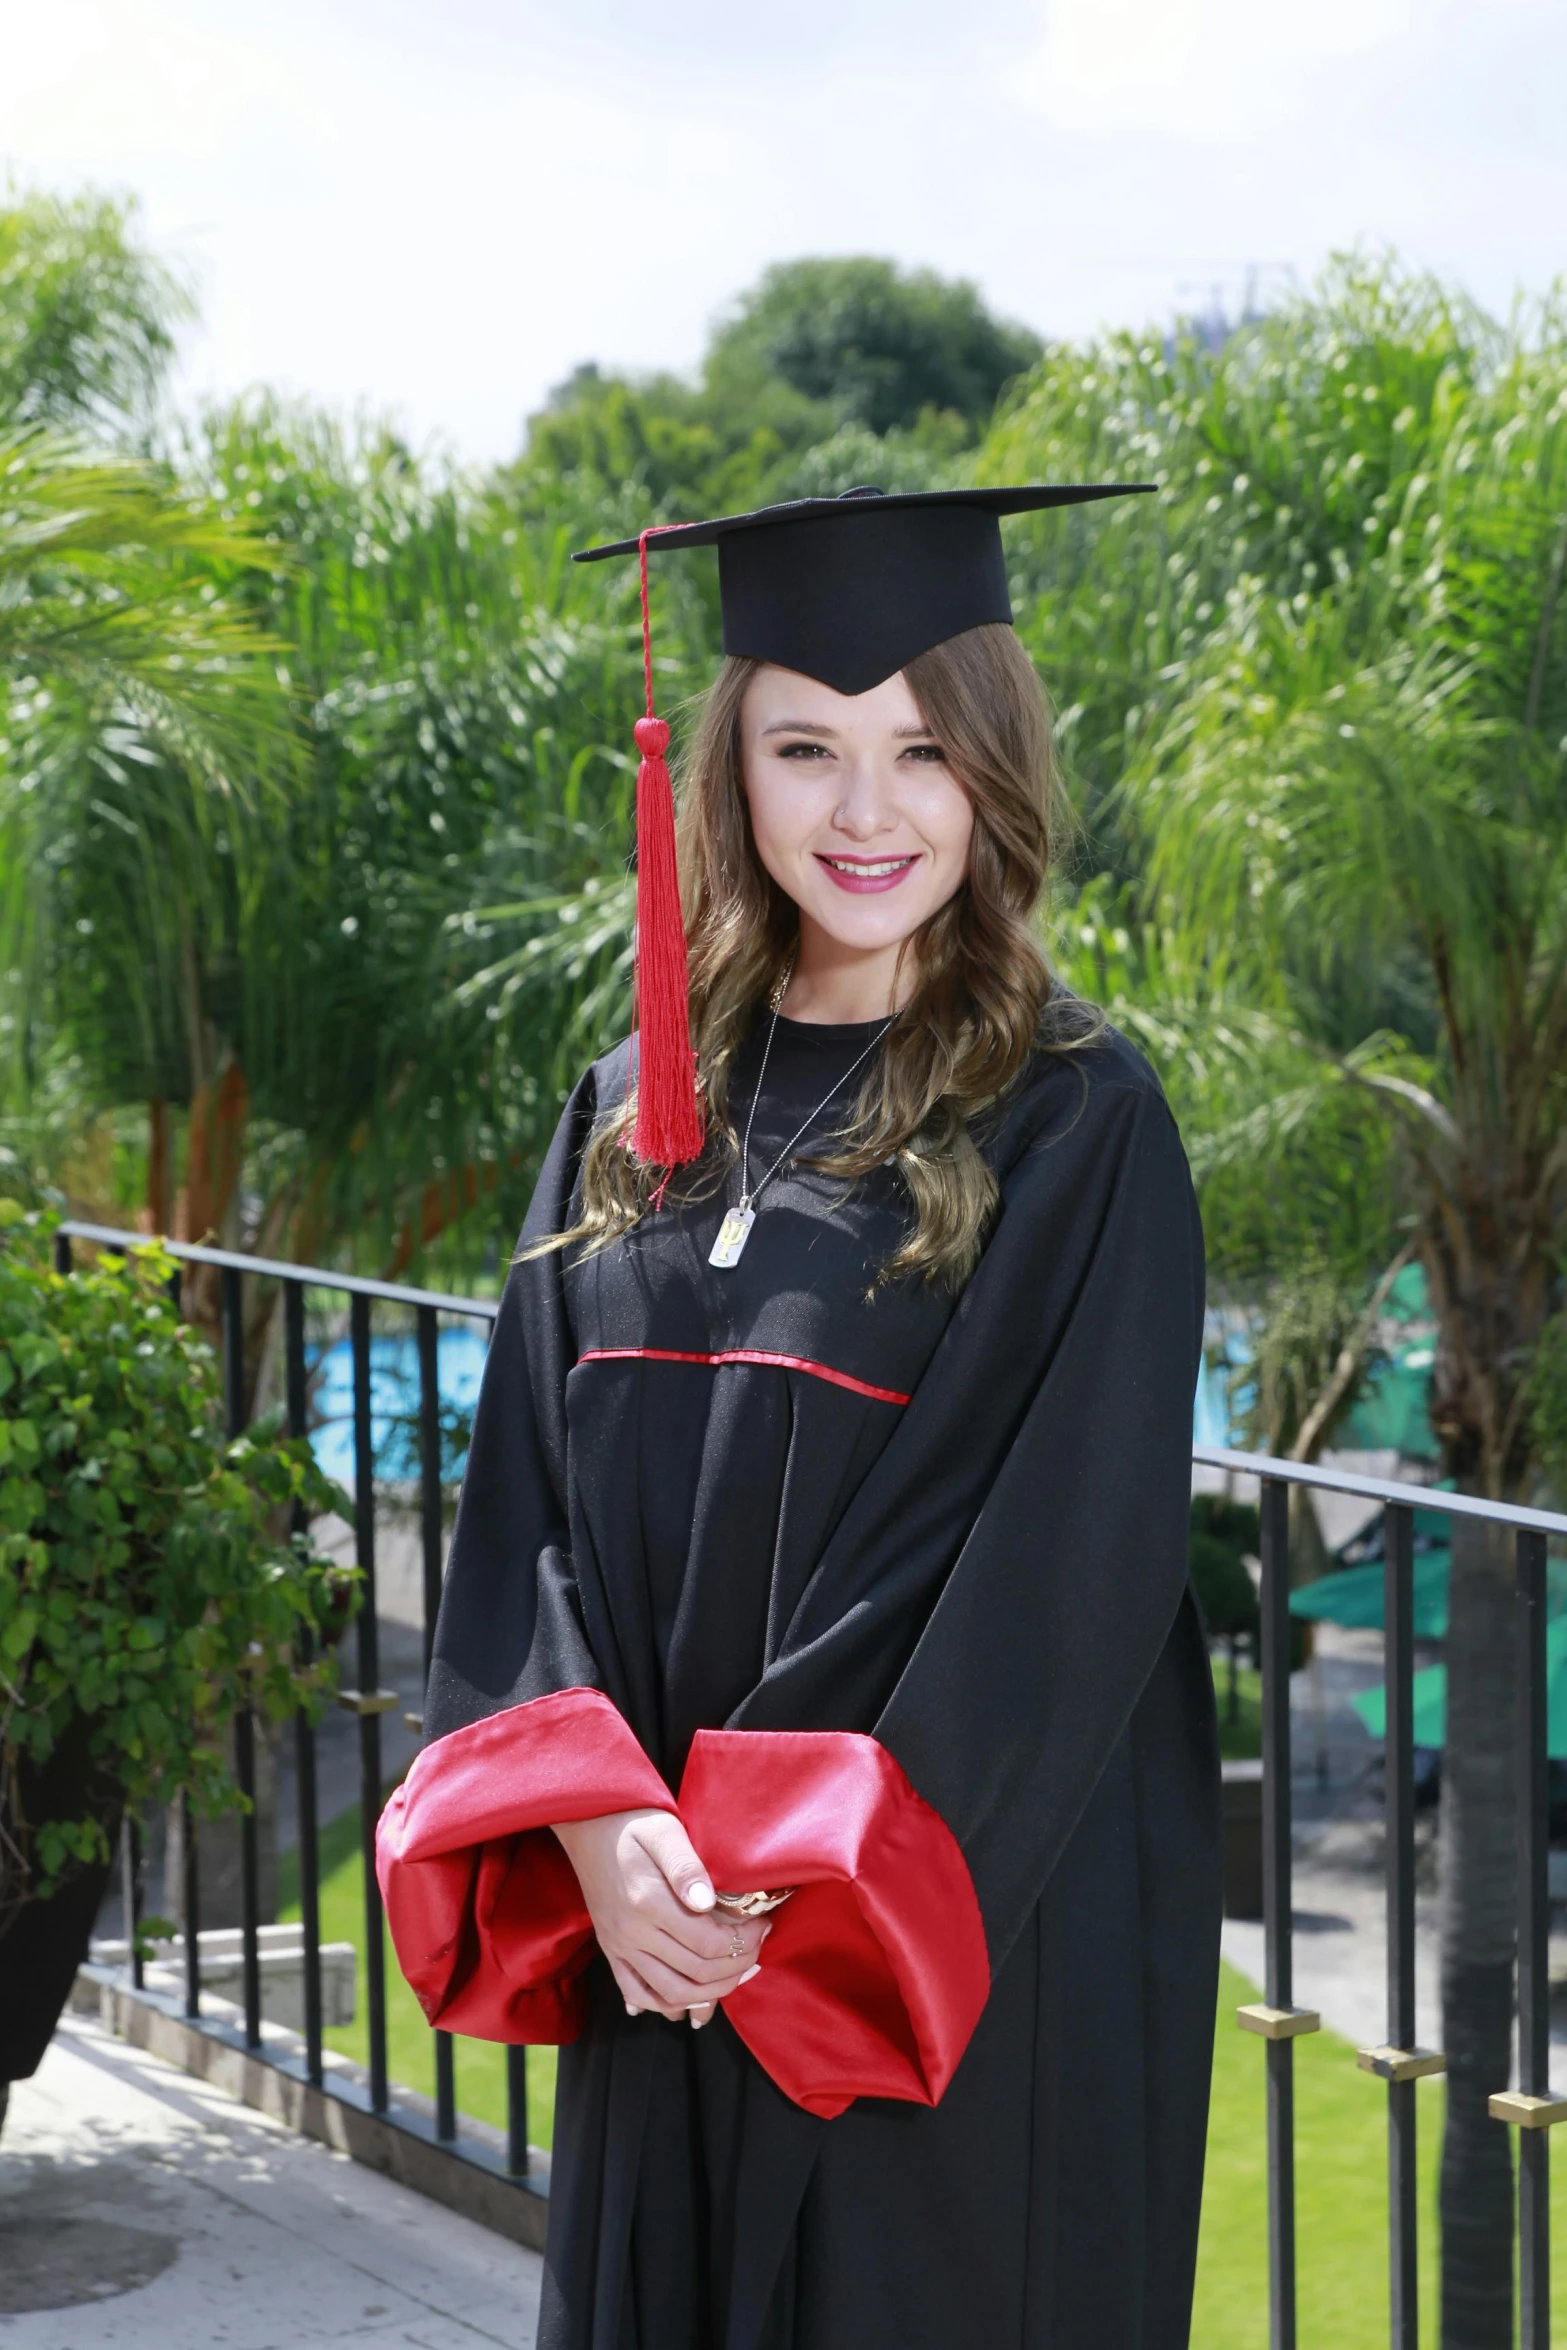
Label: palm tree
xmin=0 ymin=185 xmax=191 ymax=435
xmin=0 ymin=424 xmax=287 ymax=1207
xmin=992 ymin=266 xmax=1567 ymax=2345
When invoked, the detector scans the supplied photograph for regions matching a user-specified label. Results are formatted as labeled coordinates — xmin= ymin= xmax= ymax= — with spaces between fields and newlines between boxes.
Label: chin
xmin=807 ymin=901 xmax=933 ymax=956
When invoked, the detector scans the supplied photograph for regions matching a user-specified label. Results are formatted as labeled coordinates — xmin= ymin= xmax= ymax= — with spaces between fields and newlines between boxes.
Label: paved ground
xmin=0 ymin=2013 xmax=542 ymax=2348
xmin=1222 ymin=1621 xmax=1567 ymax=2089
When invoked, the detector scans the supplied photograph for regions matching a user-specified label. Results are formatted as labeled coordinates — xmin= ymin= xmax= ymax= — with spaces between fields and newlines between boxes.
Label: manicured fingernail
xmin=738 ymin=1964 xmax=761 ymax=1984
xmin=691 ymin=2013 xmax=708 ymax=2030
xmin=625 ymin=2003 xmax=639 ymax=2017
xmin=685 ymin=1880 xmax=715 ymax=1911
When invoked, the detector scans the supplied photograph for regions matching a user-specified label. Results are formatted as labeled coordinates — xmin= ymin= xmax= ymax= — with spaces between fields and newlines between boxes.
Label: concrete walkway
xmin=0 ymin=2012 xmax=542 ymax=2347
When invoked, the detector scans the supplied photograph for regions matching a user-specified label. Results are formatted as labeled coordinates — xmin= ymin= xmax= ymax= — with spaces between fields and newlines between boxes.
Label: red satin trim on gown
xmin=376 ymin=1693 xmax=989 ymax=2118
xmin=576 ymin=1346 xmax=911 ymax=1408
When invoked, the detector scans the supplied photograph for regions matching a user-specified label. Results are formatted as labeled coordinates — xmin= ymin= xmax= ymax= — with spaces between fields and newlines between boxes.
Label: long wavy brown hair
xmin=538 ymin=621 xmax=1092 ymax=1285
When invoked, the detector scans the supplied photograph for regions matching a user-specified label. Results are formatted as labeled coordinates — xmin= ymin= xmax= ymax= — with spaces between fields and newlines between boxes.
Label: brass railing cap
xmin=1236 ymin=2003 xmax=1321 ymax=2040
xmin=1489 ymin=2090 xmax=1567 ymax=2129
xmin=336 ymin=1687 xmax=402 ymax=1716
xmin=1357 ymin=2044 xmax=1446 ymax=2082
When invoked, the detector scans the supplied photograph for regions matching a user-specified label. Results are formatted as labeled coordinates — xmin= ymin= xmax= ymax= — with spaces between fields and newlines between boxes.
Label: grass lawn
xmin=277 ymin=1800 xmax=558 ymax=2149
xmin=286 ymin=1812 xmax=1566 ymax=2339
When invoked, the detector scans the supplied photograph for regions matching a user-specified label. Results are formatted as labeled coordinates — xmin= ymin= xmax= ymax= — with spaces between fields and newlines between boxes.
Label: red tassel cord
xmin=628 ymin=529 xmax=704 ymax=1167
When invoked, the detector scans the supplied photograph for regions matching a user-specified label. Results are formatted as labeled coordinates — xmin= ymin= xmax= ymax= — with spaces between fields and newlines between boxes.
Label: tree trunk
xmin=1439 ymin=1511 xmax=1516 ymax=2349
xmin=145 ymin=1098 xmax=171 ymax=1235
xmin=180 ymin=1055 xmax=251 ymax=1380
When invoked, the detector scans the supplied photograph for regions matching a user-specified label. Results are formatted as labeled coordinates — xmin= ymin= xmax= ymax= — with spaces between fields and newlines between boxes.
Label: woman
xmin=379 ymin=487 xmax=1221 ymax=2350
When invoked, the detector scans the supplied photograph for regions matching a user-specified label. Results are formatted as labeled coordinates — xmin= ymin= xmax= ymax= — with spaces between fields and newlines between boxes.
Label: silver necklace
xmin=708 ymin=975 xmax=894 ymax=1270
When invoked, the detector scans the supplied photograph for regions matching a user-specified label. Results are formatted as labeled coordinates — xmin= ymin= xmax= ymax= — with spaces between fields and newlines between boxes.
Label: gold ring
xmin=712 ymin=1887 xmax=796 ymax=1918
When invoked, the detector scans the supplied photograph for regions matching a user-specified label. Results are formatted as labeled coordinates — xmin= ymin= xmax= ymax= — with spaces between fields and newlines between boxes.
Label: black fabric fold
xmin=417 ymin=1017 xmax=1221 ymax=2350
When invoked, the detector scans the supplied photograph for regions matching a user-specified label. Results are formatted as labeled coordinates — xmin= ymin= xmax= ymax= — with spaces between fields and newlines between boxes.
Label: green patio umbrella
xmin=1291 ymin=1551 xmax=1567 ymax=1641
xmin=1290 ymin=1550 xmax=1452 ymax=1638
xmin=1352 ymin=1614 xmax=1567 ymax=1756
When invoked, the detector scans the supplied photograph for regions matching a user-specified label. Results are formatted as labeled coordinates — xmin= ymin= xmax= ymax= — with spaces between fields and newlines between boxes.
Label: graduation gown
xmin=378 ymin=1014 xmax=1221 ymax=2350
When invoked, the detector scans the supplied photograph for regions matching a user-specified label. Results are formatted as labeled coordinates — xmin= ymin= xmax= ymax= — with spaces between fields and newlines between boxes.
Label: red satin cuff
xmin=376 ymin=1692 xmax=990 ymax=2118
xmin=679 ymin=1730 xmax=989 ymax=2118
xmin=375 ymin=1688 xmax=674 ymax=2041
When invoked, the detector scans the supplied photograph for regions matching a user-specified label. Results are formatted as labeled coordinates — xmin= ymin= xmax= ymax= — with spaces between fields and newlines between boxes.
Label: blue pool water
xmin=308 ymin=1327 xmax=490 ymax=1485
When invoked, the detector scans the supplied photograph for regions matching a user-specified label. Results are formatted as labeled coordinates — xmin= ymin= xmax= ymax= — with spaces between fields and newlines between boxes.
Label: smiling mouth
xmin=816 ymin=853 xmax=920 ymax=891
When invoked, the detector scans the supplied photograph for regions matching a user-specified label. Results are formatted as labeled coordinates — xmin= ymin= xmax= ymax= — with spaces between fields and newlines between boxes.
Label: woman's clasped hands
xmin=552 ymin=1807 xmax=770 ymax=2029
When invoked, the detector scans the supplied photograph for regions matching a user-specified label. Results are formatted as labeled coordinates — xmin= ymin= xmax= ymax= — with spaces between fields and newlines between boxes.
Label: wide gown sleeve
xmin=377 ymin=1064 xmax=679 ymax=2043
xmin=694 ymin=1066 xmax=1208 ymax=2118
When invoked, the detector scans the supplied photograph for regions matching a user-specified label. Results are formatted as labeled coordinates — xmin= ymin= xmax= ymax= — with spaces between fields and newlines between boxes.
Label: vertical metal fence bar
xmin=1383 ymin=1502 xmax=1418 ymax=2350
xmin=222 ymin=1264 xmax=263 ymax=2051
xmin=417 ymin=1302 xmax=458 ymax=2142
xmin=507 ymin=2044 xmax=530 ymax=2177
xmin=183 ymin=1789 xmax=201 ymax=2019
xmin=1260 ymin=1475 xmax=1298 ymax=2350
xmin=222 ymin=1264 xmax=246 ymax=1435
xmin=285 ymin=1281 xmax=325 ymax=2089
xmin=417 ymin=1305 xmax=443 ymax=1688
xmin=352 ymin=1290 xmax=390 ymax=2112
xmin=1515 ymin=1527 xmax=1549 ymax=2350
xmin=235 ymin=1707 xmax=263 ymax=2048
xmin=120 ymin=1816 xmax=143 ymax=1988
xmin=52 ymin=1229 xmax=72 ymax=1274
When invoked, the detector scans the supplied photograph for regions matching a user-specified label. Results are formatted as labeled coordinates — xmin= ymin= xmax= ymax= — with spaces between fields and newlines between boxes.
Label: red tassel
xmin=628 ymin=531 xmax=703 ymax=1167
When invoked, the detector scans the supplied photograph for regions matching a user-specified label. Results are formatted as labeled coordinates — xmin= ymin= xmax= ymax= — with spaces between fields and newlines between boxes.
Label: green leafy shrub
xmin=0 ymin=1208 xmax=354 ymax=1924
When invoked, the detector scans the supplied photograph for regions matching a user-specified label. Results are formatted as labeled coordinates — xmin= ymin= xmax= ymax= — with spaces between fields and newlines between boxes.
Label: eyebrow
xmin=759 ymin=719 xmax=938 ymax=740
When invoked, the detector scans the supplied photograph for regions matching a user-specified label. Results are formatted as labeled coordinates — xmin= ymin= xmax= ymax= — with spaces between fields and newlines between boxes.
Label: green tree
xmin=512 ymin=254 xmax=1028 ymax=522
xmin=997 ymin=263 xmax=1567 ymax=2348
xmin=0 ymin=428 xmax=287 ymax=1207
xmin=707 ymin=256 xmax=1041 ymax=437
xmin=0 ymin=186 xmax=190 ymax=437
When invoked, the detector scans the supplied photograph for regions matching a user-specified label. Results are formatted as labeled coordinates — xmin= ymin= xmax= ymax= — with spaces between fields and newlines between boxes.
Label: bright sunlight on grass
xmin=277 ymin=1798 xmax=558 ymax=2150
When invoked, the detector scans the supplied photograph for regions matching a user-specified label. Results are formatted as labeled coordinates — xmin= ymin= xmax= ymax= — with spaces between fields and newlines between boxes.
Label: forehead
xmin=740 ymin=663 xmax=927 ymax=733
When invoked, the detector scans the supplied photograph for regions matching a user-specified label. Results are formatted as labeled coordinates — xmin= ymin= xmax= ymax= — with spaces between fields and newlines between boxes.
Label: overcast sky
xmin=4 ymin=0 xmax=1561 ymax=464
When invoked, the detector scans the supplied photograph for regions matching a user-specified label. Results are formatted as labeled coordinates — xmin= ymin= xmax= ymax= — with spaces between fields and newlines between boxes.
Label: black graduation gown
xmin=380 ymin=1014 xmax=1221 ymax=2350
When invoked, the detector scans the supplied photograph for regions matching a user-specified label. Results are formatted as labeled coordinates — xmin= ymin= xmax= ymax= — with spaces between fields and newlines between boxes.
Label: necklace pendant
xmin=709 ymin=1203 xmax=756 ymax=1269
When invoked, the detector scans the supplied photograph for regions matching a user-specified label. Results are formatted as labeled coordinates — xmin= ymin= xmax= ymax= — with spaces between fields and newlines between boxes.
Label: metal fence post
xmin=417 ymin=1302 xmax=458 ymax=2142
xmin=285 ymin=1279 xmax=325 ymax=2088
xmin=349 ymin=1289 xmax=391 ymax=2112
xmin=1235 ymin=1476 xmax=1320 ymax=2350
xmin=183 ymin=1789 xmax=201 ymax=2019
xmin=1353 ymin=1502 xmax=1444 ymax=2346
xmin=221 ymin=1263 xmax=264 ymax=2051
xmin=120 ymin=1816 xmax=143 ymax=1989
xmin=1492 ymin=1530 xmax=1556 ymax=2348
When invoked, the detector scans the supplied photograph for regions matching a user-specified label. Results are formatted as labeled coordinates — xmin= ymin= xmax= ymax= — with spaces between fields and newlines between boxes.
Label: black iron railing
xmin=56 ymin=1223 xmax=1567 ymax=2339
xmin=1195 ymin=1443 xmax=1567 ymax=2350
xmin=55 ymin=1221 xmax=531 ymax=2212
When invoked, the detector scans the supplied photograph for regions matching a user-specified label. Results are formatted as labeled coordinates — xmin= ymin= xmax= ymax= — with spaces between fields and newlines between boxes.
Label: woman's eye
xmin=776 ymin=741 xmax=830 ymax=760
xmin=901 ymin=743 xmax=947 ymax=764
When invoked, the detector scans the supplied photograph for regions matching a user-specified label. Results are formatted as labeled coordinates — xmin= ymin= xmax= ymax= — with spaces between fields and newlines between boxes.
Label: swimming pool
xmin=307 ymin=1326 xmax=491 ymax=1485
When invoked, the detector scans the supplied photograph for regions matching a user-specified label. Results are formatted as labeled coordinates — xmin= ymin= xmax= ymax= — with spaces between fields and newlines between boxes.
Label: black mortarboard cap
xmin=573 ymin=482 xmax=1154 ymax=695
xmin=576 ymin=482 xmax=1152 ymax=1171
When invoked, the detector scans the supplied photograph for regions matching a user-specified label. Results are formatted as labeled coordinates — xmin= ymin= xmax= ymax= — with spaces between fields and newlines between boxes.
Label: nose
xmin=832 ymin=749 xmax=897 ymax=840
